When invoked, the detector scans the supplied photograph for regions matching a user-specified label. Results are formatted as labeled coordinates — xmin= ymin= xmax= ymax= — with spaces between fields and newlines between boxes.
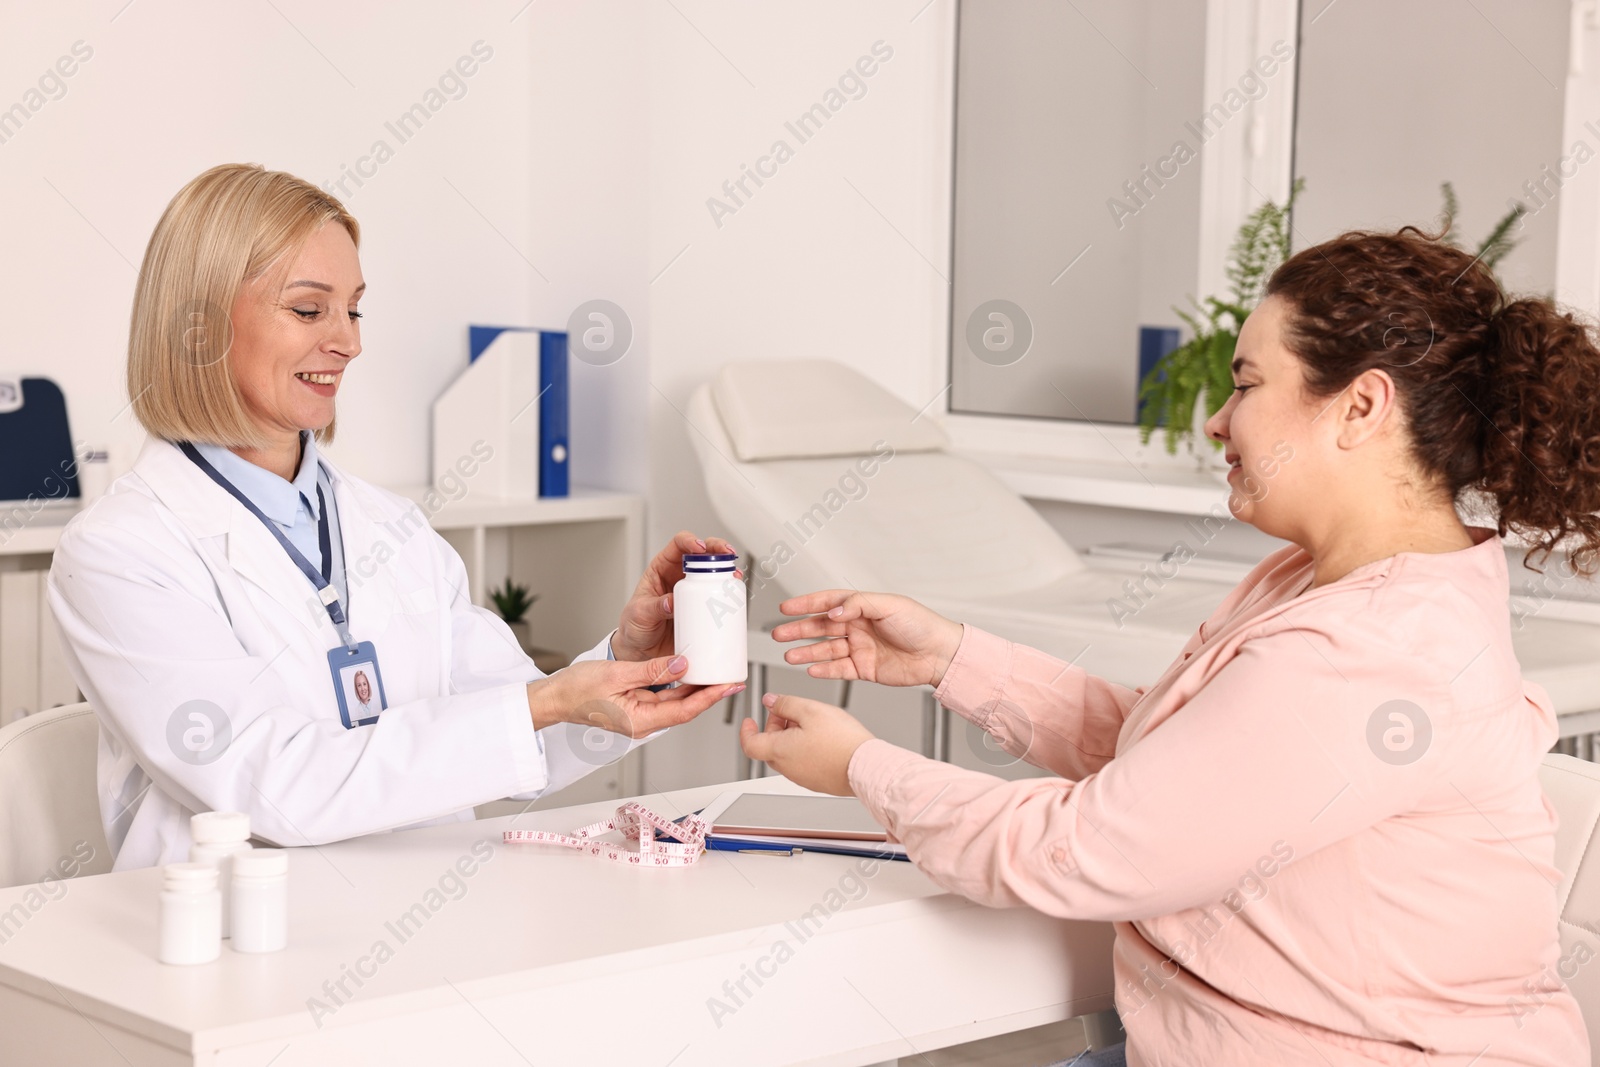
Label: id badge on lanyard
xmin=329 ymin=642 xmax=389 ymax=728
xmin=180 ymin=442 xmax=389 ymax=729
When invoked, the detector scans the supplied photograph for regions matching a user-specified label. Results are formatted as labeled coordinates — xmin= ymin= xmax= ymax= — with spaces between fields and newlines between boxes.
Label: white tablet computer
xmin=700 ymin=791 xmax=889 ymax=842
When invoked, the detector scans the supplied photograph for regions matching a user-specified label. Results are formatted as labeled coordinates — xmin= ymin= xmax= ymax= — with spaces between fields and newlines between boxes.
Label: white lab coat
xmin=48 ymin=437 xmax=650 ymax=870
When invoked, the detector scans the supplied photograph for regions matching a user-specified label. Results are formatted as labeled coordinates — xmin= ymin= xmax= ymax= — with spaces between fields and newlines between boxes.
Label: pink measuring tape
xmin=502 ymin=802 xmax=709 ymax=867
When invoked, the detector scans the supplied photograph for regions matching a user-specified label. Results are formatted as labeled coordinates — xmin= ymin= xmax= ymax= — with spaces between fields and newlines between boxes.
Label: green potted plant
xmin=1136 ymin=178 xmax=1303 ymax=471
xmin=1137 ymin=179 xmax=1524 ymax=473
xmin=1436 ymin=180 xmax=1525 ymax=281
xmin=489 ymin=578 xmax=563 ymax=673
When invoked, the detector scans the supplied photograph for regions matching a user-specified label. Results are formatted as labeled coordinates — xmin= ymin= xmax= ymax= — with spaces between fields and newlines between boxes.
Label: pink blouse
xmin=848 ymin=526 xmax=1588 ymax=1066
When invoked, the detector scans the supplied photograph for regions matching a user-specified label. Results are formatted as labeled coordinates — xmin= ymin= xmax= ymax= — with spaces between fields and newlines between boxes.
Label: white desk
xmin=0 ymin=777 xmax=1115 ymax=1067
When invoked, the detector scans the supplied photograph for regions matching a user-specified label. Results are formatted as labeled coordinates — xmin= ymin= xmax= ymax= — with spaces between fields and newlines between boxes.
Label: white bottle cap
xmin=190 ymin=811 xmax=250 ymax=844
xmin=232 ymin=850 xmax=288 ymax=878
xmin=681 ymin=552 xmax=739 ymax=573
xmin=162 ymin=862 xmax=219 ymax=891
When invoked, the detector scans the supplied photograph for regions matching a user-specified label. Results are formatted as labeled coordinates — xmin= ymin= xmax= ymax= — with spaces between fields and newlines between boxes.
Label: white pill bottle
xmin=190 ymin=811 xmax=251 ymax=938
xmin=159 ymin=862 xmax=221 ymax=965
xmin=231 ymin=849 xmax=289 ymax=954
xmin=673 ymin=553 xmax=748 ymax=685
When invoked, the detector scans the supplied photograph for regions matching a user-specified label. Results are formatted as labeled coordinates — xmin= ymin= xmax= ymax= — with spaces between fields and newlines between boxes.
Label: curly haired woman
xmin=743 ymin=228 xmax=1596 ymax=1066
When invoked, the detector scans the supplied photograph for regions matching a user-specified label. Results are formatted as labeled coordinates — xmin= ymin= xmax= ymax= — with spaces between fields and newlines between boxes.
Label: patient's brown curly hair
xmin=1266 ymin=227 xmax=1600 ymax=576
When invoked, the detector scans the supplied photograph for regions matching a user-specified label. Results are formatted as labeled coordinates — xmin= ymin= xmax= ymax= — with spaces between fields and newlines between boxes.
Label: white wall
xmin=646 ymin=0 xmax=954 ymax=549
xmin=1 ymin=0 xmax=946 ymax=518
xmin=11 ymin=2 xmax=1580 ymax=790
xmin=2 ymin=0 xmax=958 ymax=790
xmin=638 ymin=1 xmax=958 ymax=789
xmin=0 ymin=0 xmax=650 ymax=493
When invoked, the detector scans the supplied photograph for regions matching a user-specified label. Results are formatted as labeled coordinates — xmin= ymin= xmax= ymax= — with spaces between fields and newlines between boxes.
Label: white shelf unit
xmin=0 ymin=504 xmax=82 ymax=724
xmin=387 ymin=486 xmax=645 ymax=665
xmin=387 ymin=485 xmax=648 ymax=809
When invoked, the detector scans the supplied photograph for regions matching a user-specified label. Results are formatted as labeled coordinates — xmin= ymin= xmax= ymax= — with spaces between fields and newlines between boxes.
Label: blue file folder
xmin=538 ymin=331 xmax=568 ymax=498
xmin=466 ymin=325 xmax=569 ymax=498
xmin=1136 ymin=326 xmax=1181 ymax=425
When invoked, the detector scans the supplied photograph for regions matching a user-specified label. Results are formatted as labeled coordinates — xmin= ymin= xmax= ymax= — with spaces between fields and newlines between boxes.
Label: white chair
xmin=684 ymin=360 xmax=1241 ymax=698
xmin=1539 ymin=753 xmax=1600 ymax=1055
xmin=0 ymin=703 xmax=112 ymax=889
xmin=1515 ymin=620 xmax=1600 ymax=755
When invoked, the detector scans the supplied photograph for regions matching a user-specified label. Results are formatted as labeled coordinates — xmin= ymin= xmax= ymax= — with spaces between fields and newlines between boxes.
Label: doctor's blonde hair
xmin=128 ymin=163 xmax=360 ymax=449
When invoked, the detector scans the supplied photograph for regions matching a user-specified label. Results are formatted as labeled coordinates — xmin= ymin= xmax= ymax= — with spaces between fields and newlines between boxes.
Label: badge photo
xmin=328 ymin=642 xmax=388 ymax=728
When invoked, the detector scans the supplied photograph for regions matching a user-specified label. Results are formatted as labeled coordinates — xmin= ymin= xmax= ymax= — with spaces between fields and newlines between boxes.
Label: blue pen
xmin=704 ymin=836 xmax=910 ymax=862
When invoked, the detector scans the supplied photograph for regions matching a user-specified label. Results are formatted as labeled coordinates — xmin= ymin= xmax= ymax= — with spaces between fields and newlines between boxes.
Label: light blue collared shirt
xmin=194 ymin=431 xmax=326 ymax=573
xmin=191 ymin=432 xmax=609 ymax=661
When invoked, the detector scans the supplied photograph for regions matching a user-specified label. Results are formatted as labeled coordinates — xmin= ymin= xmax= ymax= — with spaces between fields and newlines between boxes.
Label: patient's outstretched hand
xmin=771 ymin=590 xmax=963 ymax=689
xmin=739 ymin=693 xmax=874 ymax=796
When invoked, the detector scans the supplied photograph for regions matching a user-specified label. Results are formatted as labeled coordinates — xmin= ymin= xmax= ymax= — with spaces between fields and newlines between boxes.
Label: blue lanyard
xmin=178 ymin=442 xmax=357 ymax=651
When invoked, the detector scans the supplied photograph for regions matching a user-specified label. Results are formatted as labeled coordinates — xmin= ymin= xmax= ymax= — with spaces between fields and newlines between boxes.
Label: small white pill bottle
xmin=231 ymin=849 xmax=288 ymax=954
xmin=75 ymin=447 xmax=112 ymax=505
xmin=190 ymin=811 xmax=251 ymax=938
xmin=76 ymin=446 xmax=112 ymax=504
xmin=159 ymin=862 xmax=221 ymax=965
xmin=673 ymin=553 xmax=748 ymax=685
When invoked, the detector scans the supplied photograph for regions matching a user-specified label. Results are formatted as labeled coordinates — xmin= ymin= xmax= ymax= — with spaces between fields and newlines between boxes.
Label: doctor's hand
xmin=611 ymin=531 xmax=741 ymax=662
xmin=772 ymin=590 xmax=963 ymax=690
xmin=739 ymin=694 xmax=875 ymax=797
xmin=527 ymin=656 xmax=745 ymax=737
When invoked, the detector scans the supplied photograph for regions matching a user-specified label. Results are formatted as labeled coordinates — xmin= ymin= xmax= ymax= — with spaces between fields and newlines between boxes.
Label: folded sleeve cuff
xmin=499 ymin=682 xmax=551 ymax=796
xmin=933 ymin=624 xmax=1012 ymax=728
xmin=848 ymin=737 xmax=927 ymax=829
